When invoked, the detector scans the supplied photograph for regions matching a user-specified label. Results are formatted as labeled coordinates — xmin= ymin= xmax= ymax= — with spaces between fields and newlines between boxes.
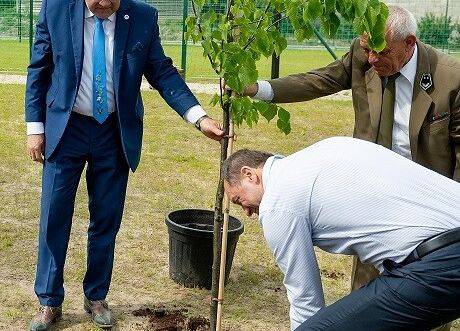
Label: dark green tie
xmin=377 ymin=73 xmax=400 ymax=149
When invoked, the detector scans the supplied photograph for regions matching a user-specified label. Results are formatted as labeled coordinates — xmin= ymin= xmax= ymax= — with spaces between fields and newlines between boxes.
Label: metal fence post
xmin=313 ymin=26 xmax=338 ymax=60
xmin=29 ymin=0 xmax=33 ymax=59
xmin=18 ymin=0 xmax=22 ymax=42
xmin=444 ymin=0 xmax=450 ymax=52
xmin=271 ymin=10 xmax=281 ymax=79
xmin=181 ymin=0 xmax=188 ymax=79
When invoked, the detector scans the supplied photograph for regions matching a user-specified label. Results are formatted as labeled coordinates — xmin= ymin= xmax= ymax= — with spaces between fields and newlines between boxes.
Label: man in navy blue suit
xmin=25 ymin=0 xmax=224 ymax=329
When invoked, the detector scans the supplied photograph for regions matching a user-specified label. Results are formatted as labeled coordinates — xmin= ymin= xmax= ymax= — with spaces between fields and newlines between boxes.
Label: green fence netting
xmin=1 ymin=0 xmax=459 ymax=51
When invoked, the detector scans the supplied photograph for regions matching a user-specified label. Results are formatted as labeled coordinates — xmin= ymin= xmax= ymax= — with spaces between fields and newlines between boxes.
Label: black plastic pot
xmin=165 ymin=209 xmax=244 ymax=289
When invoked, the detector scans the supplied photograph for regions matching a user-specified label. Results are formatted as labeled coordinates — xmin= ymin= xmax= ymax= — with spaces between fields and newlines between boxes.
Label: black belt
xmin=403 ymin=228 xmax=460 ymax=265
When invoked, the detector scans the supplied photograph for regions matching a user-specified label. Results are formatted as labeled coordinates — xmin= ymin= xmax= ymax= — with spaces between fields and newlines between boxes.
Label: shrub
xmin=418 ymin=12 xmax=453 ymax=48
xmin=448 ymin=22 xmax=460 ymax=49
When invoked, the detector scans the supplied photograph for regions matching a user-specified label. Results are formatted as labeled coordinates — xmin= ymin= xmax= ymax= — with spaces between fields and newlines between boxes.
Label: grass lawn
xmin=0 ymin=83 xmax=459 ymax=330
xmin=0 ymin=83 xmax=350 ymax=330
xmin=0 ymin=40 xmax=30 ymax=74
xmin=0 ymin=39 xmax=344 ymax=80
xmin=2 ymin=38 xmax=459 ymax=81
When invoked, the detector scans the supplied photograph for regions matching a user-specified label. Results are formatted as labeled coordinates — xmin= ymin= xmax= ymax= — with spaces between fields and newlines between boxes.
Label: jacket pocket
xmin=126 ymin=51 xmax=144 ymax=63
xmin=423 ymin=116 xmax=450 ymax=134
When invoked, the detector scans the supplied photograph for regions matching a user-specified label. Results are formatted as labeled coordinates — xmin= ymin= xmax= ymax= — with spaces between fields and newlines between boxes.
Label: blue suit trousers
xmin=35 ymin=112 xmax=129 ymax=307
xmin=296 ymin=242 xmax=460 ymax=330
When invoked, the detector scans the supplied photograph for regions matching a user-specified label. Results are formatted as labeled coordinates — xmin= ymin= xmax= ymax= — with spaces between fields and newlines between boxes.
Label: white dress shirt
xmin=254 ymin=46 xmax=419 ymax=159
xmin=73 ymin=8 xmax=117 ymax=117
xmin=26 ymin=7 xmax=205 ymax=135
xmin=258 ymin=137 xmax=460 ymax=330
xmin=392 ymin=45 xmax=417 ymax=159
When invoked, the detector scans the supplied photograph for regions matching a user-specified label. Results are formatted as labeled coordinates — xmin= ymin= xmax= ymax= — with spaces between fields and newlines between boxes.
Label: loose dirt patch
xmin=133 ymin=306 xmax=210 ymax=331
xmin=320 ymin=268 xmax=346 ymax=280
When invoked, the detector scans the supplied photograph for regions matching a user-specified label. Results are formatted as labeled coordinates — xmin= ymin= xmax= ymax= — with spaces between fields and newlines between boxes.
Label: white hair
xmin=386 ymin=5 xmax=417 ymax=40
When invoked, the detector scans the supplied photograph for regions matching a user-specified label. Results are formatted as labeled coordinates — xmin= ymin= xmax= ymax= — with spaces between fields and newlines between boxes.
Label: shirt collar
xmin=262 ymin=155 xmax=284 ymax=198
xmin=85 ymin=5 xmax=116 ymax=22
xmin=259 ymin=154 xmax=284 ymax=224
xmin=399 ymin=44 xmax=418 ymax=87
xmin=261 ymin=155 xmax=284 ymax=194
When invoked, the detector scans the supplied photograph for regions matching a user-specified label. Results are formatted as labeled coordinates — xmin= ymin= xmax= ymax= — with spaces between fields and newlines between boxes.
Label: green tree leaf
xmin=226 ymin=75 xmax=243 ymax=94
xmin=353 ymin=0 xmax=368 ymax=17
xmin=336 ymin=0 xmax=354 ymax=20
xmin=212 ymin=30 xmax=223 ymax=41
xmin=294 ymin=29 xmax=305 ymax=42
xmin=194 ymin=0 xmax=205 ymax=8
xmin=211 ymin=40 xmax=221 ymax=61
xmin=267 ymin=103 xmax=279 ymax=122
xmin=325 ymin=0 xmax=336 ymax=14
xmin=238 ymin=64 xmax=258 ymax=88
xmin=253 ymin=101 xmax=268 ymax=120
xmin=277 ymin=105 xmax=292 ymax=134
xmin=368 ymin=0 xmax=382 ymax=12
xmin=230 ymin=98 xmax=244 ymax=126
xmin=201 ymin=10 xmax=218 ymax=26
xmin=274 ymin=35 xmax=288 ymax=57
xmin=277 ymin=118 xmax=291 ymax=135
xmin=201 ymin=38 xmax=212 ymax=58
xmin=278 ymin=107 xmax=290 ymax=123
xmin=189 ymin=0 xmax=387 ymax=136
xmin=305 ymin=0 xmax=323 ymax=21
xmin=368 ymin=4 xmax=388 ymax=52
xmin=255 ymin=30 xmax=273 ymax=58
xmin=254 ymin=101 xmax=277 ymax=122
xmin=303 ymin=23 xmax=315 ymax=40
xmin=246 ymin=105 xmax=259 ymax=128
xmin=210 ymin=93 xmax=220 ymax=107
xmin=321 ymin=12 xmax=341 ymax=38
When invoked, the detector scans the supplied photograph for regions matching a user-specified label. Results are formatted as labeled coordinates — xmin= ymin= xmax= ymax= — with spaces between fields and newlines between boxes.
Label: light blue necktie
xmin=92 ymin=17 xmax=109 ymax=124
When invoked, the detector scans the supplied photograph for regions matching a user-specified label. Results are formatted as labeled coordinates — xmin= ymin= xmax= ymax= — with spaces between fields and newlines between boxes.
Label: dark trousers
xmin=35 ymin=112 xmax=129 ymax=307
xmin=296 ymin=242 xmax=460 ymax=331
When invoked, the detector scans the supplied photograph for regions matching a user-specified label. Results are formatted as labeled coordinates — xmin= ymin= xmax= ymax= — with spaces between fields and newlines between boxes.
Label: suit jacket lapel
xmin=69 ymin=0 xmax=84 ymax=85
xmin=409 ymin=41 xmax=433 ymax=161
xmin=113 ymin=0 xmax=132 ymax=101
xmin=365 ymin=68 xmax=383 ymax=140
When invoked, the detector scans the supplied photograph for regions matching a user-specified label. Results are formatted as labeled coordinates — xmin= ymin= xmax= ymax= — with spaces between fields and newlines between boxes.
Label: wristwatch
xmin=194 ymin=115 xmax=209 ymax=131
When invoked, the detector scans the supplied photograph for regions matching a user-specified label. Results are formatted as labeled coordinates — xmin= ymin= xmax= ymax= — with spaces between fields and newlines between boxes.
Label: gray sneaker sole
xmin=84 ymin=306 xmax=115 ymax=329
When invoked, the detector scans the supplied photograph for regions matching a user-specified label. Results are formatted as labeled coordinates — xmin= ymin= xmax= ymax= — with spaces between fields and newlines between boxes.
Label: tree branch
xmin=190 ymin=0 xmax=220 ymax=76
xmin=219 ymin=0 xmax=235 ymax=108
xmin=242 ymin=6 xmax=286 ymax=50
xmin=225 ymin=0 xmax=234 ymax=21
xmin=228 ymin=15 xmax=270 ymax=31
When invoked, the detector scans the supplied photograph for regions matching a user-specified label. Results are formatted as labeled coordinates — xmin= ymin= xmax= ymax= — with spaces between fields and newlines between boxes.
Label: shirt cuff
xmin=183 ymin=104 xmax=207 ymax=124
xmin=27 ymin=122 xmax=44 ymax=135
xmin=254 ymin=80 xmax=274 ymax=101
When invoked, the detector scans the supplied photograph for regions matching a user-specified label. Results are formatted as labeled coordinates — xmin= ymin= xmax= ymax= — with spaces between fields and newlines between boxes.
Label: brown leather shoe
xmin=83 ymin=297 xmax=115 ymax=328
xmin=29 ymin=305 xmax=62 ymax=331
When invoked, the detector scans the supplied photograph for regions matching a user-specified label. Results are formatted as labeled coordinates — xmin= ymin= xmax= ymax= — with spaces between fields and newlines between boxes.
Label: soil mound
xmin=133 ymin=306 xmax=210 ymax=331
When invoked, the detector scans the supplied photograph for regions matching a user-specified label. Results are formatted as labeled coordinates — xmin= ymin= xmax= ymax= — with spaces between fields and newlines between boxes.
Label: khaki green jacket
xmin=269 ymin=39 xmax=460 ymax=182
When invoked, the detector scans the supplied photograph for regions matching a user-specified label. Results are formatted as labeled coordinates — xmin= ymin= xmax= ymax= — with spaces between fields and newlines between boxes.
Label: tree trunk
xmin=210 ymin=95 xmax=231 ymax=331
xmin=210 ymin=1 xmax=235 ymax=328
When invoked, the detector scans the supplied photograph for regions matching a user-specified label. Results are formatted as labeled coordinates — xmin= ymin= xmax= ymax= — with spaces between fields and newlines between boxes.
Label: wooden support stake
xmin=216 ymin=120 xmax=235 ymax=331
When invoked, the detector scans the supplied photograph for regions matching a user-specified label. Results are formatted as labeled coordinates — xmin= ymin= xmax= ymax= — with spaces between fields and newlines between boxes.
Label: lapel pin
xmin=124 ymin=14 xmax=129 ymax=20
xmin=420 ymin=73 xmax=432 ymax=91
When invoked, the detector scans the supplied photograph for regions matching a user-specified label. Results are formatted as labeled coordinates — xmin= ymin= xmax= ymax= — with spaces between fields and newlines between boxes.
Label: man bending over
xmin=223 ymin=137 xmax=460 ymax=330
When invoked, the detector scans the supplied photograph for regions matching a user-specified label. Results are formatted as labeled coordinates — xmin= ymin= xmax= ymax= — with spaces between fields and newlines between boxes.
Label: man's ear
xmin=405 ymin=35 xmax=416 ymax=49
xmin=241 ymin=166 xmax=262 ymax=184
xmin=240 ymin=166 xmax=252 ymax=179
